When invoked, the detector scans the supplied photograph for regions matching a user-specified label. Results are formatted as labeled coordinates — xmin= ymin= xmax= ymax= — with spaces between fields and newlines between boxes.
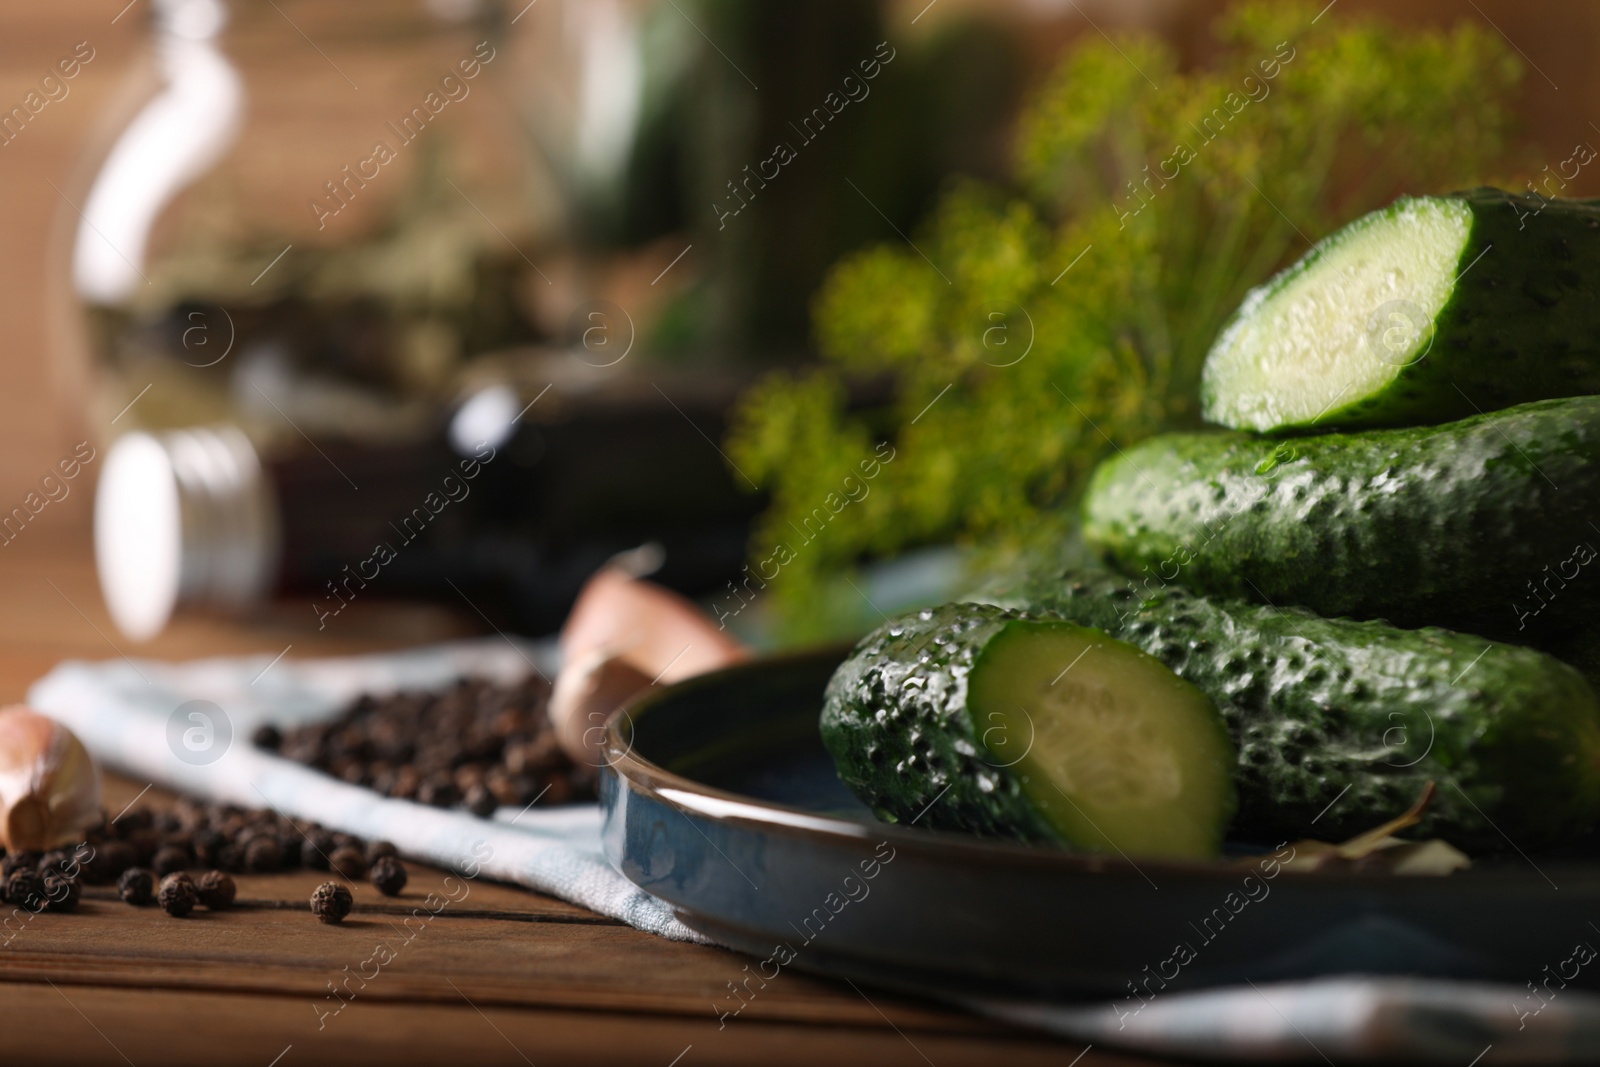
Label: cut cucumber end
xmin=969 ymin=620 xmax=1235 ymax=859
xmin=1201 ymin=196 xmax=1474 ymax=432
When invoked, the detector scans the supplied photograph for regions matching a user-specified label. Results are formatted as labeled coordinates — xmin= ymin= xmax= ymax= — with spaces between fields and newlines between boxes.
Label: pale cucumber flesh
xmin=1201 ymin=197 xmax=1472 ymax=432
xmin=970 ymin=621 xmax=1234 ymax=859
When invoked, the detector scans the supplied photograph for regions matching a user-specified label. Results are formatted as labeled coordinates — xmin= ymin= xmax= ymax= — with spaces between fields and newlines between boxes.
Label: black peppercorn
xmin=463 ymin=783 xmax=498 ymax=818
xmin=117 ymin=867 xmax=154 ymax=906
xmin=151 ymin=844 xmax=190 ymax=876
xmin=277 ymin=832 xmax=304 ymax=869
xmin=2 ymin=851 xmax=40 ymax=879
xmin=114 ymin=808 xmax=153 ymax=834
xmin=196 ymin=870 xmax=236 ymax=909
xmin=158 ymin=873 xmax=199 ymax=918
xmin=38 ymin=849 xmax=72 ymax=874
xmin=42 ymin=870 xmax=80 ymax=912
xmin=4 ymin=869 xmax=45 ymax=909
xmin=243 ymin=835 xmax=282 ymax=873
xmin=302 ymin=829 xmax=337 ymax=870
xmin=97 ymin=841 xmax=138 ymax=880
xmin=369 ymin=855 xmax=407 ymax=897
xmin=416 ymin=776 xmax=460 ymax=807
xmin=310 ymin=882 xmax=353 ymax=924
xmin=79 ymin=843 xmax=115 ymax=885
xmin=327 ymin=846 xmax=367 ymax=881
xmin=189 ymin=828 xmax=225 ymax=867
xmin=364 ymin=840 xmax=397 ymax=864
xmin=252 ymin=724 xmax=283 ymax=751
xmin=125 ymin=829 xmax=161 ymax=865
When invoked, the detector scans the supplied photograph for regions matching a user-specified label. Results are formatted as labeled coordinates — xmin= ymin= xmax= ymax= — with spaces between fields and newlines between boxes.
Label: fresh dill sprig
xmin=727 ymin=1 xmax=1521 ymax=641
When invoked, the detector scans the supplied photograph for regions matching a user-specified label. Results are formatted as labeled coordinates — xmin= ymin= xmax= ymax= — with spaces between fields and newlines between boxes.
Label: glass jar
xmin=75 ymin=0 xmax=564 ymax=445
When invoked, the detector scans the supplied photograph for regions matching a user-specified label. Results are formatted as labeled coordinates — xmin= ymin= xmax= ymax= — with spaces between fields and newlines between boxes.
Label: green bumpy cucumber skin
xmin=1202 ymin=188 xmax=1600 ymax=433
xmin=981 ymin=571 xmax=1600 ymax=851
xmin=820 ymin=602 xmax=1063 ymax=845
xmin=1082 ymin=395 xmax=1600 ymax=640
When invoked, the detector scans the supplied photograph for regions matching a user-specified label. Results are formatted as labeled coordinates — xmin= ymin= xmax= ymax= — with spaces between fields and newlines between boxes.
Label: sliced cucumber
xmin=820 ymin=603 xmax=1236 ymax=859
xmin=1201 ymin=189 xmax=1600 ymax=433
xmin=980 ymin=567 xmax=1600 ymax=851
xmin=972 ymin=619 xmax=1234 ymax=857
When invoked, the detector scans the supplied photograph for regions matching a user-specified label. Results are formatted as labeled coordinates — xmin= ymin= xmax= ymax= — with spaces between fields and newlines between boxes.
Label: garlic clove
xmin=550 ymin=650 xmax=654 ymax=765
xmin=560 ymin=567 xmax=750 ymax=685
xmin=0 ymin=706 xmax=103 ymax=852
xmin=550 ymin=569 xmax=751 ymax=764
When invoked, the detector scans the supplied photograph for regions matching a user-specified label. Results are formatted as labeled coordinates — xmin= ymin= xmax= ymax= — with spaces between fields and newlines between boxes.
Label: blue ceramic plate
xmin=599 ymin=647 xmax=1600 ymax=1000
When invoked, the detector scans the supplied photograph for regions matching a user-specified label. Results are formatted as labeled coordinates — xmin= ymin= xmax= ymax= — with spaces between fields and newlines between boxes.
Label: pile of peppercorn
xmin=0 ymin=799 xmax=407 ymax=920
xmin=256 ymin=675 xmax=594 ymax=816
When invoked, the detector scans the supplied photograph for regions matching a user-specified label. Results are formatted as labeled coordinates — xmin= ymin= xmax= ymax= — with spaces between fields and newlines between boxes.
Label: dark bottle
xmin=95 ymin=380 xmax=761 ymax=640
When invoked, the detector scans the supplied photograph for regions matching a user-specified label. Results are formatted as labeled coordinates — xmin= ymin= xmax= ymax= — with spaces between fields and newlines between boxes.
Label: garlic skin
xmin=0 ymin=706 xmax=103 ymax=851
xmin=550 ymin=568 xmax=751 ymax=764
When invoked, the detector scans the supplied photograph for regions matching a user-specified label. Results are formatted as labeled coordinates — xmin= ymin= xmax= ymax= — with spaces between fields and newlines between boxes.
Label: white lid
xmin=95 ymin=427 xmax=280 ymax=641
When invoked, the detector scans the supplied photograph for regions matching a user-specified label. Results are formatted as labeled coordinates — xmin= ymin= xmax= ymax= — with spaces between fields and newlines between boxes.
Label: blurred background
xmin=2 ymin=0 xmax=1594 ymax=653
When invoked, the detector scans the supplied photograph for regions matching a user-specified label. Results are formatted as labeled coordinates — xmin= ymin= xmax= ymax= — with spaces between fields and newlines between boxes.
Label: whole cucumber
xmin=1082 ymin=395 xmax=1600 ymax=641
xmin=981 ymin=571 xmax=1600 ymax=851
xmin=820 ymin=602 xmax=1237 ymax=859
xmin=1201 ymin=188 xmax=1600 ymax=433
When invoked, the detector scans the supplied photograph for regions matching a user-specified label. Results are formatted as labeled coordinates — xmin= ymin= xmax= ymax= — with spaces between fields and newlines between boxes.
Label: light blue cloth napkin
xmin=27 ymin=638 xmax=704 ymax=943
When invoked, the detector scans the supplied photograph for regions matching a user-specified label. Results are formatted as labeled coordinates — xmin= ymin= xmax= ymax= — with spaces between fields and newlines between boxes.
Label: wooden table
xmin=0 ymin=540 xmax=1169 ymax=1066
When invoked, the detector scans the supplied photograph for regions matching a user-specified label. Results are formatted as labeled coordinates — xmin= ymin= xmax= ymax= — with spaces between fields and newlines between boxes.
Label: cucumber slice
xmin=1201 ymin=189 xmax=1600 ymax=433
xmin=971 ymin=620 xmax=1234 ymax=858
xmin=820 ymin=603 xmax=1236 ymax=859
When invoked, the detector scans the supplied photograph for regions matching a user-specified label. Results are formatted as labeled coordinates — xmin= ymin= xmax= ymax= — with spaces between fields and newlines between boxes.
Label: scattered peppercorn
xmin=302 ymin=829 xmax=337 ymax=870
xmin=277 ymin=832 xmax=304 ymax=869
xmin=242 ymin=835 xmax=282 ymax=873
xmin=158 ymin=873 xmax=199 ymax=918
xmin=215 ymin=843 xmax=245 ymax=873
xmin=82 ymin=842 xmax=123 ymax=885
xmin=310 ymin=882 xmax=353 ymax=924
xmin=151 ymin=844 xmax=190 ymax=876
xmin=415 ymin=776 xmax=460 ymax=808
xmin=365 ymin=840 xmax=398 ymax=864
xmin=463 ymin=783 xmax=497 ymax=818
xmin=117 ymin=867 xmax=155 ymax=906
xmin=190 ymin=828 xmax=225 ymax=868
xmin=328 ymin=846 xmax=367 ymax=881
xmin=5 ymin=869 xmax=45 ymax=909
xmin=369 ymin=855 xmax=407 ymax=897
xmin=42 ymin=871 xmax=80 ymax=912
xmin=38 ymin=849 xmax=73 ymax=874
xmin=196 ymin=870 xmax=236 ymax=909
xmin=251 ymin=724 xmax=283 ymax=751
xmin=2 ymin=851 xmax=40 ymax=879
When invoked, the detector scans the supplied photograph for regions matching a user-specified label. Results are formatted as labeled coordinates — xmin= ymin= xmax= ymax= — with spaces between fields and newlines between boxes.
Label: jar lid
xmin=95 ymin=426 xmax=280 ymax=640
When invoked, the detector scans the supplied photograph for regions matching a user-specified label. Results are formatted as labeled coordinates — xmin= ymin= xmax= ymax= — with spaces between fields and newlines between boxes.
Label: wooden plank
xmin=6 ymin=981 xmax=1138 ymax=1067
xmin=0 ymin=865 xmax=1015 ymax=1032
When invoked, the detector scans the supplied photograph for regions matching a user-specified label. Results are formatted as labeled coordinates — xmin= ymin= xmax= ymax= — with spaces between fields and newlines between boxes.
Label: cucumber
xmin=1081 ymin=395 xmax=1600 ymax=639
xmin=1201 ymin=189 xmax=1600 ymax=433
xmin=820 ymin=602 xmax=1236 ymax=859
xmin=980 ymin=570 xmax=1600 ymax=851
